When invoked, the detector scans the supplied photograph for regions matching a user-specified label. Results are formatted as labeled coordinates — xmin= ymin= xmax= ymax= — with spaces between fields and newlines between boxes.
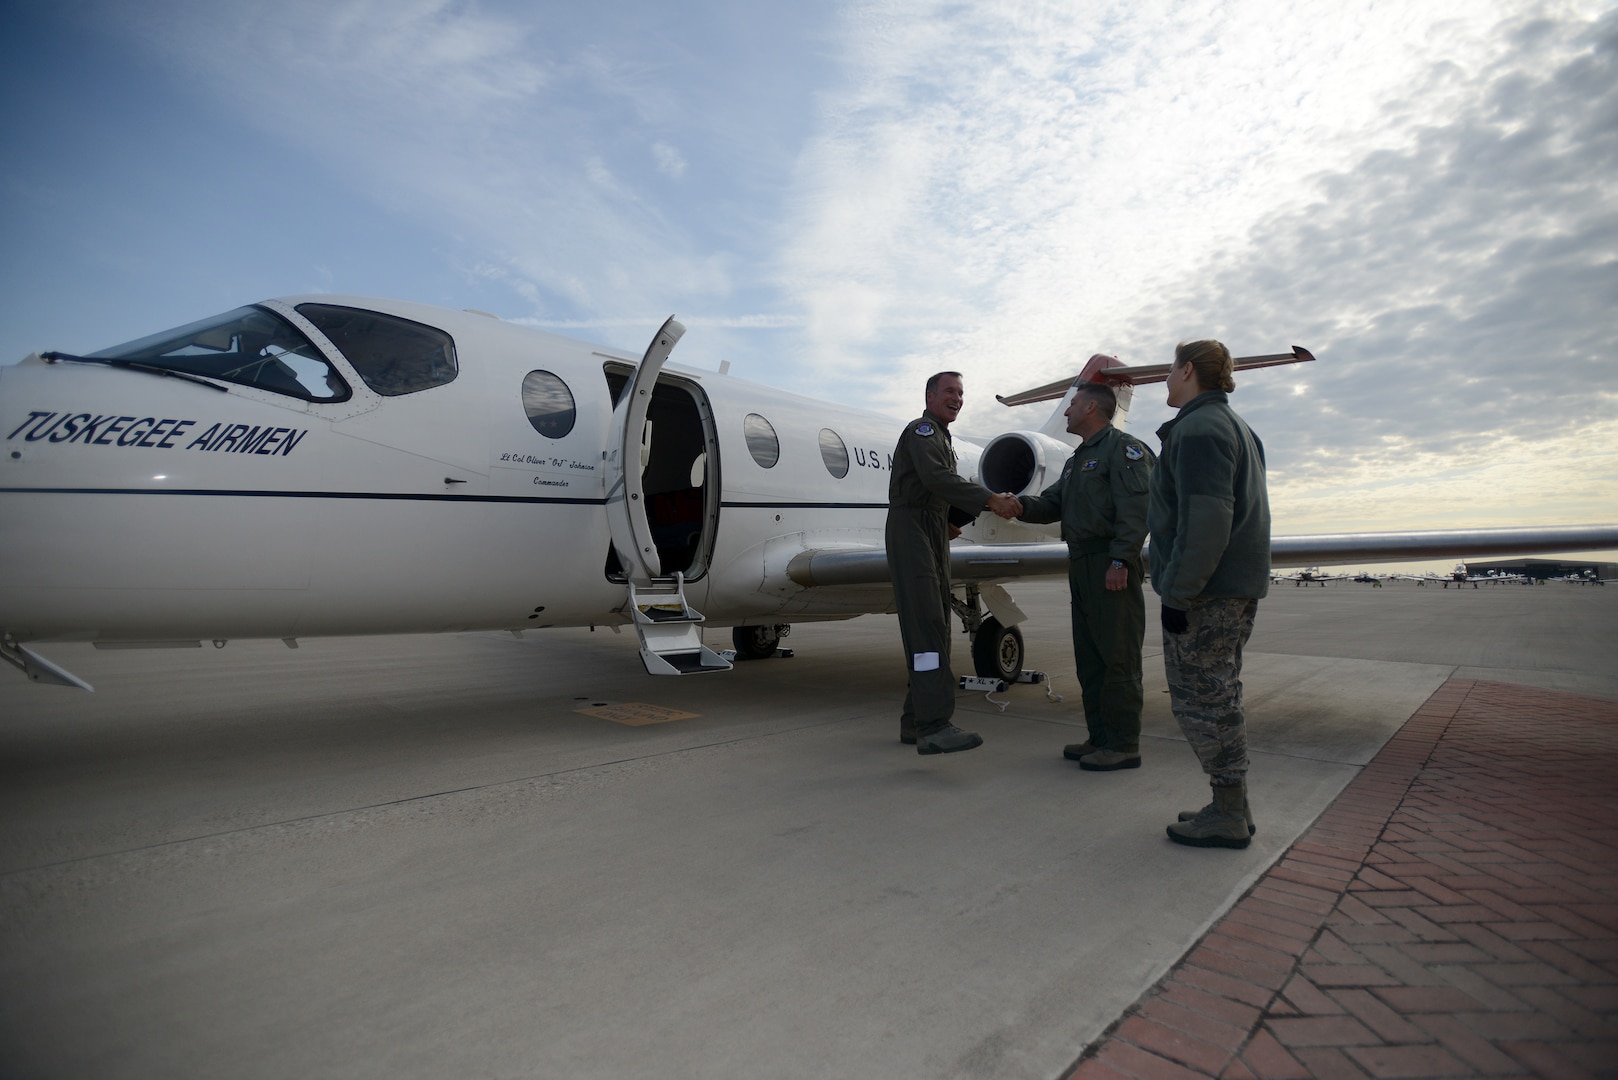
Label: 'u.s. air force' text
xmin=7 ymin=411 xmax=309 ymax=456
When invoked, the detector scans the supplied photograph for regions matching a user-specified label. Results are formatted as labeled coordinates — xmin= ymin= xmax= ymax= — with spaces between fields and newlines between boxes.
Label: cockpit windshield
xmin=90 ymin=306 xmax=350 ymax=401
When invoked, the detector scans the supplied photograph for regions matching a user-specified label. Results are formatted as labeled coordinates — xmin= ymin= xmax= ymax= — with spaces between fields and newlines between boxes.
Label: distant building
xmin=1466 ymin=558 xmax=1617 ymax=582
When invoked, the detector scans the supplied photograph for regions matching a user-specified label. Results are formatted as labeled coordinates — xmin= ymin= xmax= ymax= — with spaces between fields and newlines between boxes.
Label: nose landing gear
xmin=731 ymin=624 xmax=792 ymax=660
xmin=970 ymin=617 xmax=1024 ymax=682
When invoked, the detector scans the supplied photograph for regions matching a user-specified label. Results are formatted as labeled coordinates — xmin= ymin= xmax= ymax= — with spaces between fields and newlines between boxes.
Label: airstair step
xmin=655 ymin=650 xmax=719 ymax=674
xmin=637 ymin=604 xmax=696 ymax=623
xmin=626 ymin=574 xmax=732 ymax=675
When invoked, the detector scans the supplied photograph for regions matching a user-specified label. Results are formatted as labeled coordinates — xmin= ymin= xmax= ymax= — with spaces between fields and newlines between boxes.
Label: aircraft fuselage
xmin=1 ymin=297 xmax=1038 ymax=646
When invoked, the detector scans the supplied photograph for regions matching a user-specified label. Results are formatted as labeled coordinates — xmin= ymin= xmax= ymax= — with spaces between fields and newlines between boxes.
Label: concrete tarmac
xmin=0 ymin=581 xmax=1612 ymax=1079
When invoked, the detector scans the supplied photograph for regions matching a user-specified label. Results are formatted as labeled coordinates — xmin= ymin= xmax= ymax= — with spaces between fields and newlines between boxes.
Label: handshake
xmin=987 ymin=492 xmax=1022 ymax=520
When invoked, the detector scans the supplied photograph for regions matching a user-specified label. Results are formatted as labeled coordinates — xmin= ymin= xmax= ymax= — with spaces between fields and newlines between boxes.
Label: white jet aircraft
xmin=1394 ymin=564 xmax=1530 ymax=588
xmin=1274 ymin=567 xmax=1350 ymax=587
xmin=4 ymin=295 xmax=1616 ymax=691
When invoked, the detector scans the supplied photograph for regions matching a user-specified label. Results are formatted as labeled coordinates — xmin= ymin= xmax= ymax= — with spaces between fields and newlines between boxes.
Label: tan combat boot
xmin=1167 ymin=783 xmax=1252 ymax=849
xmin=916 ymin=724 xmax=983 ymax=755
xmin=1078 ymin=748 xmax=1142 ymax=771
xmin=1178 ymin=792 xmax=1255 ymax=835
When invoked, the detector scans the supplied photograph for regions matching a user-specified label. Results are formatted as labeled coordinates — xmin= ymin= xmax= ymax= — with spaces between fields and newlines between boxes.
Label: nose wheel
xmin=971 ymin=617 xmax=1024 ymax=681
xmin=731 ymin=624 xmax=790 ymax=660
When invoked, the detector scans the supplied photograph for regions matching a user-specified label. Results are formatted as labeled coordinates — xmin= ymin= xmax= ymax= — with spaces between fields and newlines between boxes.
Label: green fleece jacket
xmin=1148 ymin=391 xmax=1271 ymax=609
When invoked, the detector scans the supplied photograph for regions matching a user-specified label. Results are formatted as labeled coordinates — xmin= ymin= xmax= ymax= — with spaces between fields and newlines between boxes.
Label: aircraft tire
xmin=732 ymin=624 xmax=785 ymax=661
xmin=972 ymin=618 xmax=1023 ymax=681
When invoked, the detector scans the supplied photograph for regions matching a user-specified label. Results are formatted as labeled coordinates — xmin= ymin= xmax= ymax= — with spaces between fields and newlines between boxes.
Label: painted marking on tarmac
xmin=576 ymin=702 xmax=699 ymax=726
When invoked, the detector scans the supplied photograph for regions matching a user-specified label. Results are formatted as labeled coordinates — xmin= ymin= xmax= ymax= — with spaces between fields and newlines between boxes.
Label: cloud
xmin=651 ymin=141 xmax=687 ymax=180
xmin=516 ymin=313 xmax=807 ymax=331
xmin=108 ymin=0 xmax=551 ymax=127
xmin=766 ymin=0 xmax=1616 ymax=532
xmin=769 ymin=4 xmax=1604 ymax=374
xmin=772 ymin=0 xmax=1540 ymax=398
xmin=79 ymin=0 xmax=827 ymax=332
xmin=1111 ymin=6 xmax=1618 ymax=510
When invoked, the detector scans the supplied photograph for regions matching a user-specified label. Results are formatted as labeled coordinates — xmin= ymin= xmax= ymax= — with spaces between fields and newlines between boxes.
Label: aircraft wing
xmin=781 ymin=524 xmax=1618 ymax=588
xmin=786 ymin=542 xmax=1071 ymax=588
xmin=1267 ymin=526 xmax=1618 ymax=567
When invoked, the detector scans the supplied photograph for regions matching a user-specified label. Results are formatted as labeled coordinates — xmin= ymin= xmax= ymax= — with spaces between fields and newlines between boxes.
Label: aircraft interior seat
xmin=210 ymin=351 xmax=298 ymax=395
xmin=648 ymin=487 xmax=704 ymax=569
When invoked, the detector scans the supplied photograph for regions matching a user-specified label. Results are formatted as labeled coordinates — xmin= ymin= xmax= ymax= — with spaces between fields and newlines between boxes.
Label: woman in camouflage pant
xmin=1148 ymin=340 xmax=1271 ymax=849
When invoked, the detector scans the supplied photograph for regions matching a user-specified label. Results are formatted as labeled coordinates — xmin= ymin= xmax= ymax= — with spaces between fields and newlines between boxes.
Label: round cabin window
xmin=522 ymin=370 xmax=577 ymax=438
xmin=819 ymin=428 xmax=849 ymax=478
xmin=743 ymin=413 xmax=780 ymax=468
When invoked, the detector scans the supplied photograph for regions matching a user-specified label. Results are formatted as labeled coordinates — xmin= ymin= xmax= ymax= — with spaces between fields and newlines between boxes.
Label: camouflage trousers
xmin=1161 ymin=596 xmax=1258 ymax=787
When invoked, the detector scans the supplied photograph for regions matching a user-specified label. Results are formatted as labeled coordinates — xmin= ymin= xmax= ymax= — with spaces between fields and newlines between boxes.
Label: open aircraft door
xmin=605 ymin=317 xmax=678 ymax=586
xmin=604 ymin=317 xmax=731 ymax=676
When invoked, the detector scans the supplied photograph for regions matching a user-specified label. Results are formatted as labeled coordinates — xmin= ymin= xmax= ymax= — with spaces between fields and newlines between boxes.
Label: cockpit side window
xmin=295 ymin=303 xmax=458 ymax=396
xmin=90 ymin=306 xmax=350 ymax=401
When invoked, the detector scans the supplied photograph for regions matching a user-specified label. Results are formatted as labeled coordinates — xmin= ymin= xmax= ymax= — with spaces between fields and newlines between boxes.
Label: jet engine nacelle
xmin=976 ymin=430 xmax=1076 ymax=497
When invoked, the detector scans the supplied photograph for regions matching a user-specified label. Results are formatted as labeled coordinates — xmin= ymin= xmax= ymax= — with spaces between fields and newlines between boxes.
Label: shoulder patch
xmin=1124 ymin=443 xmax=1144 ymax=461
xmin=915 ymin=421 xmax=934 ymax=436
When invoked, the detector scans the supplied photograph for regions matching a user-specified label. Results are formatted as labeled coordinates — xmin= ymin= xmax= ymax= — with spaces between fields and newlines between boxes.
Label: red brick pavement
xmin=1066 ymin=680 xmax=1618 ymax=1079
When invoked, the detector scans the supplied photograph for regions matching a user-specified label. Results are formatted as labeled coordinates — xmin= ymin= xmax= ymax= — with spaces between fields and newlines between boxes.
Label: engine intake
xmin=977 ymin=431 xmax=1077 ymax=496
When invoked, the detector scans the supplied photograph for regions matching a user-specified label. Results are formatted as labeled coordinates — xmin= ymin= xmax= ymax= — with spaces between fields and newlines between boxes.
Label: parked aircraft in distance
xmin=5 ymin=295 xmax=1617 ymax=691
xmin=1274 ymin=567 xmax=1349 ymax=587
xmin=1554 ymin=569 xmax=1609 ymax=585
xmin=1398 ymin=564 xmax=1531 ymax=588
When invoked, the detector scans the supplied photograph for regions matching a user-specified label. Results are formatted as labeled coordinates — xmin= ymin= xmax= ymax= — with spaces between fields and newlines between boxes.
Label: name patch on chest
xmin=1080 ymin=458 xmax=1100 ymax=472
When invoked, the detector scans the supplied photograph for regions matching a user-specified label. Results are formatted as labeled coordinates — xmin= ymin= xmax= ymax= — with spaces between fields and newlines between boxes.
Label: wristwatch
xmin=1110 ymin=560 xmax=1124 ymax=569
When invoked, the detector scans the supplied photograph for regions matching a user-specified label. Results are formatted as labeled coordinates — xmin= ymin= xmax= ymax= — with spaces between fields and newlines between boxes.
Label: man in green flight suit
xmin=1017 ymin=379 xmax=1155 ymax=771
xmin=887 ymin=371 xmax=1023 ymax=755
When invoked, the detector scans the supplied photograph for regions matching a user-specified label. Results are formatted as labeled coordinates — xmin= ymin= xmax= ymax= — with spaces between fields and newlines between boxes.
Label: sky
xmin=2 ymin=0 xmax=1615 ymax=568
